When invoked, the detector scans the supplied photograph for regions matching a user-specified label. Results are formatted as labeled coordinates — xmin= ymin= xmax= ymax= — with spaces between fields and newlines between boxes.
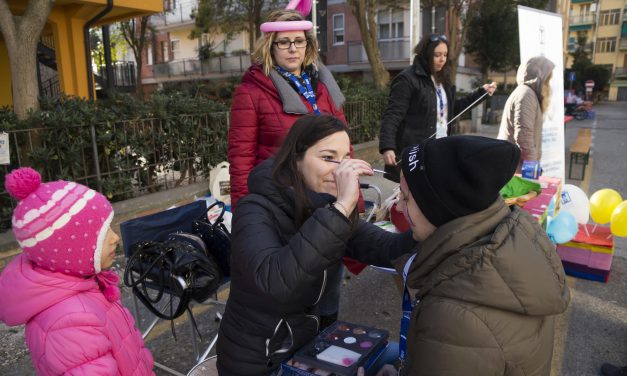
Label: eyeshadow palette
xmin=291 ymin=321 xmax=389 ymax=376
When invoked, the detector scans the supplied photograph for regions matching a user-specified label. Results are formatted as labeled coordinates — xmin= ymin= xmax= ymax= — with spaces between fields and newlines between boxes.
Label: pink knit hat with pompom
xmin=5 ymin=167 xmax=114 ymax=277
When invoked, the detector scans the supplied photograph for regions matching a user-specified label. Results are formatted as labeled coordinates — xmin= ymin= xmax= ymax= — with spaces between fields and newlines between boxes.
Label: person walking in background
xmin=498 ymin=55 xmax=555 ymax=172
xmin=216 ymin=116 xmax=415 ymax=375
xmin=380 ymin=135 xmax=570 ymax=375
xmin=0 ymin=168 xmax=154 ymax=376
xmin=379 ymin=33 xmax=496 ymax=182
xmin=228 ymin=0 xmax=346 ymax=210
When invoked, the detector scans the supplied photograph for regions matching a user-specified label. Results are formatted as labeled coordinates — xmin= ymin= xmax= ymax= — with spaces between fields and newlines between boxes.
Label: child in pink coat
xmin=0 ymin=168 xmax=154 ymax=376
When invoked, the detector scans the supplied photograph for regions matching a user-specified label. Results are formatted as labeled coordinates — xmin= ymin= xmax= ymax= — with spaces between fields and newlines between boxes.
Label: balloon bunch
xmin=546 ymin=185 xmax=627 ymax=244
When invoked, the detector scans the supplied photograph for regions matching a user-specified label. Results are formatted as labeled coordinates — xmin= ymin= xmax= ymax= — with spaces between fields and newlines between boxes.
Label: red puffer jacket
xmin=228 ymin=63 xmax=347 ymax=210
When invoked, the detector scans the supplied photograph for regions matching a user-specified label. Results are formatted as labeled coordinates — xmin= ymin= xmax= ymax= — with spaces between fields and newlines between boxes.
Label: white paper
xmin=0 ymin=132 xmax=9 ymax=165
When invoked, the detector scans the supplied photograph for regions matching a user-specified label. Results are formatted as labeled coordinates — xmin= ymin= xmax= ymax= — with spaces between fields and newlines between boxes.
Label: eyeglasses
xmin=429 ymin=34 xmax=448 ymax=43
xmin=273 ymin=39 xmax=308 ymax=50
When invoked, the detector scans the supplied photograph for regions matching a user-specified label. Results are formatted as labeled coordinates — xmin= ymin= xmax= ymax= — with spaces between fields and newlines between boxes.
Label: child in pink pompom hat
xmin=0 ymin=167 xmax=155 ymax=376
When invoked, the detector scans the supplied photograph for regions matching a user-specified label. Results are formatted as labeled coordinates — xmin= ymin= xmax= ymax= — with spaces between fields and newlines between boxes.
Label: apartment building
xmin=566 ymin=0 xmax=627 ymax=100
xmin=123 ymin=0 xmax=485 ymax=93
xmin=136 ymin=0 xmax=252 ymax=92
xmin=323 ymin=0 xmax=482 ymax=92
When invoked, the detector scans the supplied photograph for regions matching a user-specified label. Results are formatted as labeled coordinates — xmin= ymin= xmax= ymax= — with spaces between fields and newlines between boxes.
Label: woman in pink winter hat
xmin=0 ymin=167 xmax=154 ymax=376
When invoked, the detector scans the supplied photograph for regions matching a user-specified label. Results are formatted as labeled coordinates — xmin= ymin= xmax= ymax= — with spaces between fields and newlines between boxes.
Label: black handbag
xmin=123 ymin=233 xmax=223 ymax=323
xmin=192 ymin=201 xmax=231 ymax=276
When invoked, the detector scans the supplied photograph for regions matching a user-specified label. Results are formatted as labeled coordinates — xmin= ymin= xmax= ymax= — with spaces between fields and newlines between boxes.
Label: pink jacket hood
xmin=0 ymin=254 xmax=154 ymax=376
xmin=0 ymin=254 xmax=98 ymax=326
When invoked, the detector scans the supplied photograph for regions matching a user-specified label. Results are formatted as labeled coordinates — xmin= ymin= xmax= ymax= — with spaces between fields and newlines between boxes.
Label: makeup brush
xmin=325 ymin=160 xmax=386 ymax=174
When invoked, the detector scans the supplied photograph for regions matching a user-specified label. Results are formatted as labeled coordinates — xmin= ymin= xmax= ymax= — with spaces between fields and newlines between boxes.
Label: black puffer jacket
xmin=379 ymin=57 xmax=487 ymax=154
xmin=216 ymin=159 xmax=415 ymax=375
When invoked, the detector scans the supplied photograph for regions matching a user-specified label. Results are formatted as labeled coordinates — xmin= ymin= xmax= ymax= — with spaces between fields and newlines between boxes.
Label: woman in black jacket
xmin=379 ymin=34 xmax=496 ymax=182
xmin=216 ymin=115 xmax=415 ymax=375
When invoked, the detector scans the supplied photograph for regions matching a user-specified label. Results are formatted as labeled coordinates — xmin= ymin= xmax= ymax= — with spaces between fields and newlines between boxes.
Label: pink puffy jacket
xmin=0 ymin=254 xmax=154 ymax=376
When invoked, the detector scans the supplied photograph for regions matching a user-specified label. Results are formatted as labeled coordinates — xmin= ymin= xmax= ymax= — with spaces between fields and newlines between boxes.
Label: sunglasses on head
xmin=429 ymin=34 xmax=448 ymax=42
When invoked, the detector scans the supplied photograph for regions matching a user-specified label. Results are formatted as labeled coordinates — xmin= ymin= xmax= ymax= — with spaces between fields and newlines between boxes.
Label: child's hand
xmin=377 ymin=364 xmax=398 ymax=375
xmin=357 ymin=364 xmax=398 ymax=376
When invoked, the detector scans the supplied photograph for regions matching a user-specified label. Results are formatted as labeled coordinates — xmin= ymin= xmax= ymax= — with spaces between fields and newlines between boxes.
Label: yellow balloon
xmin=590 ymin=189 xmax=623 ymax=224
xmin=611 ymin=201 xmax=627 ymax=237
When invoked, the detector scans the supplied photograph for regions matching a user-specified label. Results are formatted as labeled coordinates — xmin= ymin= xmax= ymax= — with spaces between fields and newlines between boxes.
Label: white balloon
xmin=560 ymin=184 xmax=590 ymax=224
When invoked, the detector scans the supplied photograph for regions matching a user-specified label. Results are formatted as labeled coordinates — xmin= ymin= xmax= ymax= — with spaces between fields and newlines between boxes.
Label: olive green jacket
xmin=395 ymin=199 xmax=570 ymax=376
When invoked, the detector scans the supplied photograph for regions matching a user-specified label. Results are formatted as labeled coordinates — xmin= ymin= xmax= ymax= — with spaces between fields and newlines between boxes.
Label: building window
xmin=596 ymin=37 xmax=616 ymax=53
xmin=160 ymin=40 xmax=169 ymax=62
xmin=422 ymin=6 xmax=446 ymax=36
xmin=165 ymin=0 xmax=177 ymax=11
xmin=332 ymin=14 xmax=344 ymax=45
xmin=599 ymin=9 xmax=621 ymax=26
xmin=378 ymin=9 xmax=405 ymax=40
xmin=171 ymin=39 xmax=180 ymax=60
xmin=147 ymin=45 xmax=153 ymax=65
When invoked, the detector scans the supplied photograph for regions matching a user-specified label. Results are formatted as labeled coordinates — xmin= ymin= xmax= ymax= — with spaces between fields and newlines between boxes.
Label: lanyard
xmin=434 ymin=82 xmax=448 ymax=139
xmin=275 ymin=66 xmax=321 ymax=115
xmin=435 ymin=83 xmax=447 ymax=124
xmin=399 ymin=253 xmax=417 ymax=363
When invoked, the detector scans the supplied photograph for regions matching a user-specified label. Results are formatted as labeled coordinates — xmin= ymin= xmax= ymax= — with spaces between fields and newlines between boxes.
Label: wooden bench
xmin=568 ymin=128 xmax=592 ymax=180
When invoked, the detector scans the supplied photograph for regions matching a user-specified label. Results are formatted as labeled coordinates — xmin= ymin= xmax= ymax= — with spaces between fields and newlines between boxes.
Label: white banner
xmin=0 ymin=132 xmax=9 ymax=165
xmin=517 ymin=5 xmax=565 ymax=181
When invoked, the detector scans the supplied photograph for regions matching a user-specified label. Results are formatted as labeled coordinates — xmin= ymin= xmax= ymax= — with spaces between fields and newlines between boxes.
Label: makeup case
xmin=282 ymin=321 xmax=389 ymax=376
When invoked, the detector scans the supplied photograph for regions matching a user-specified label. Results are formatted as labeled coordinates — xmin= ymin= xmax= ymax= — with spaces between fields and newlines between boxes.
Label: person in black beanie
xmin=379 ymin=135 xmax=571 ymax=376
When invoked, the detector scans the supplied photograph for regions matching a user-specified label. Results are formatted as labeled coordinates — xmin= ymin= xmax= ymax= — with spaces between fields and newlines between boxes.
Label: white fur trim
xmin=13 ymin=183 xmax=77 ymax=228
xmin=19 ymin=189 xmax=96 ymax=248
xmin=93 ymin=211 xmax=114 ymax=273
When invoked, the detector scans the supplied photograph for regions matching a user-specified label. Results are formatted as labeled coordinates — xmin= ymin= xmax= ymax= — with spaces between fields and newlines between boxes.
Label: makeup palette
xmin=290 ymin=321 xmax=389 ymax=376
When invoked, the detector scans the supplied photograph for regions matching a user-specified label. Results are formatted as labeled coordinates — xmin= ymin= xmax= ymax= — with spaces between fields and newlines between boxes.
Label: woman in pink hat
xmin=0 ymin=168 xmax=154 ymax=375
xmin=228 ymin=0 xmax=347 ymax=211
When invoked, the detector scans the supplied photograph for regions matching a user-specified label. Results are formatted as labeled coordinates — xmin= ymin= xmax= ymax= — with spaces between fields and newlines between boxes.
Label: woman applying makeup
xmin=216 ymin=115 xmax=414 ymax=375
xmin=227 ymin=0 xmax=357 ymax=332
xmin=378 ymin=34 xmax=497 ymax=182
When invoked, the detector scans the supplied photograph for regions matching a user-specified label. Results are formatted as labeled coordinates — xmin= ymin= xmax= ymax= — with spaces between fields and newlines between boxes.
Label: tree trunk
xmin=349 ymin=0 xmax=389 ymax=89
xmin=248 ymin=20 xmax=255 ymax=53
xmin=446 ymin=5 xmax=460 ymax=85
xmin=0 ymin=0 xmax=55 ymax=120
xmin=7 ymin=38 xmax=40 ymax=120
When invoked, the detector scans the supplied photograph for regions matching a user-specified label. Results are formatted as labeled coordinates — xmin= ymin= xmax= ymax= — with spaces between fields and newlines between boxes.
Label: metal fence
xmin=347 ymin=40 xmax=410 ymax=64
xmin=0 ymin=113 xmax=229 ymax=230
xmin=344 ymin=100 xmax=387 ymax=144
xmin=0 ymin=99 xmax=386 ymax=230
xmin=153 ymin=55 xmax=252 ymax=78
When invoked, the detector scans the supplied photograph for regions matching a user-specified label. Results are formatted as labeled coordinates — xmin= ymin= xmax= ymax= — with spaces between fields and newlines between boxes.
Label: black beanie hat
xmin=400 ymin=135 xmax=520 ymax=227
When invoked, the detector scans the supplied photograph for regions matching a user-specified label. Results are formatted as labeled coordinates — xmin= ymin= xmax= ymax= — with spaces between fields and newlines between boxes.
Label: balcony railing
xmin=347 ymin=39 xmax=410 ymax=64
xmin=97 ymin=61 xmax=137 ymax=89
xmin=620 ymin=38 xmax=627 ymax=50
xmin=567 ymin=43 xmax=593 ymax=53
xmin=151 ymin=0 xmax=197 ymax=28
xmin=569 ymin=15 xmax=596 ymax=26
xmin=153 ymin=54 xmax=251 ymax=78
xmin=615 ymin=67 xmax=627 ymax=78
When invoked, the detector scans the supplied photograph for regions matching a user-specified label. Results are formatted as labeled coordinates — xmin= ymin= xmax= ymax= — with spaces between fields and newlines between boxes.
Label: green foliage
xmin=565 ymin=32 xmax=610 ymax=94
xmin=160 ymin=76 xmax=241 ymax=104
xmin=583 ymin=65 xmax=611 ymax=93
xmin=335 ymin=75 xmax=389 ymax=143
xmin=0 ymin=94 xmax=228 ymax=231
xmin=464 ymin=0 xmax=549 ymax=77
xmin=90 ymin=28 xmax=128 ymax=67
xmin=231 ymin=49 xmax=249 ymax=56
xmin=335 ymin=74 xmax=389 ymax=101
